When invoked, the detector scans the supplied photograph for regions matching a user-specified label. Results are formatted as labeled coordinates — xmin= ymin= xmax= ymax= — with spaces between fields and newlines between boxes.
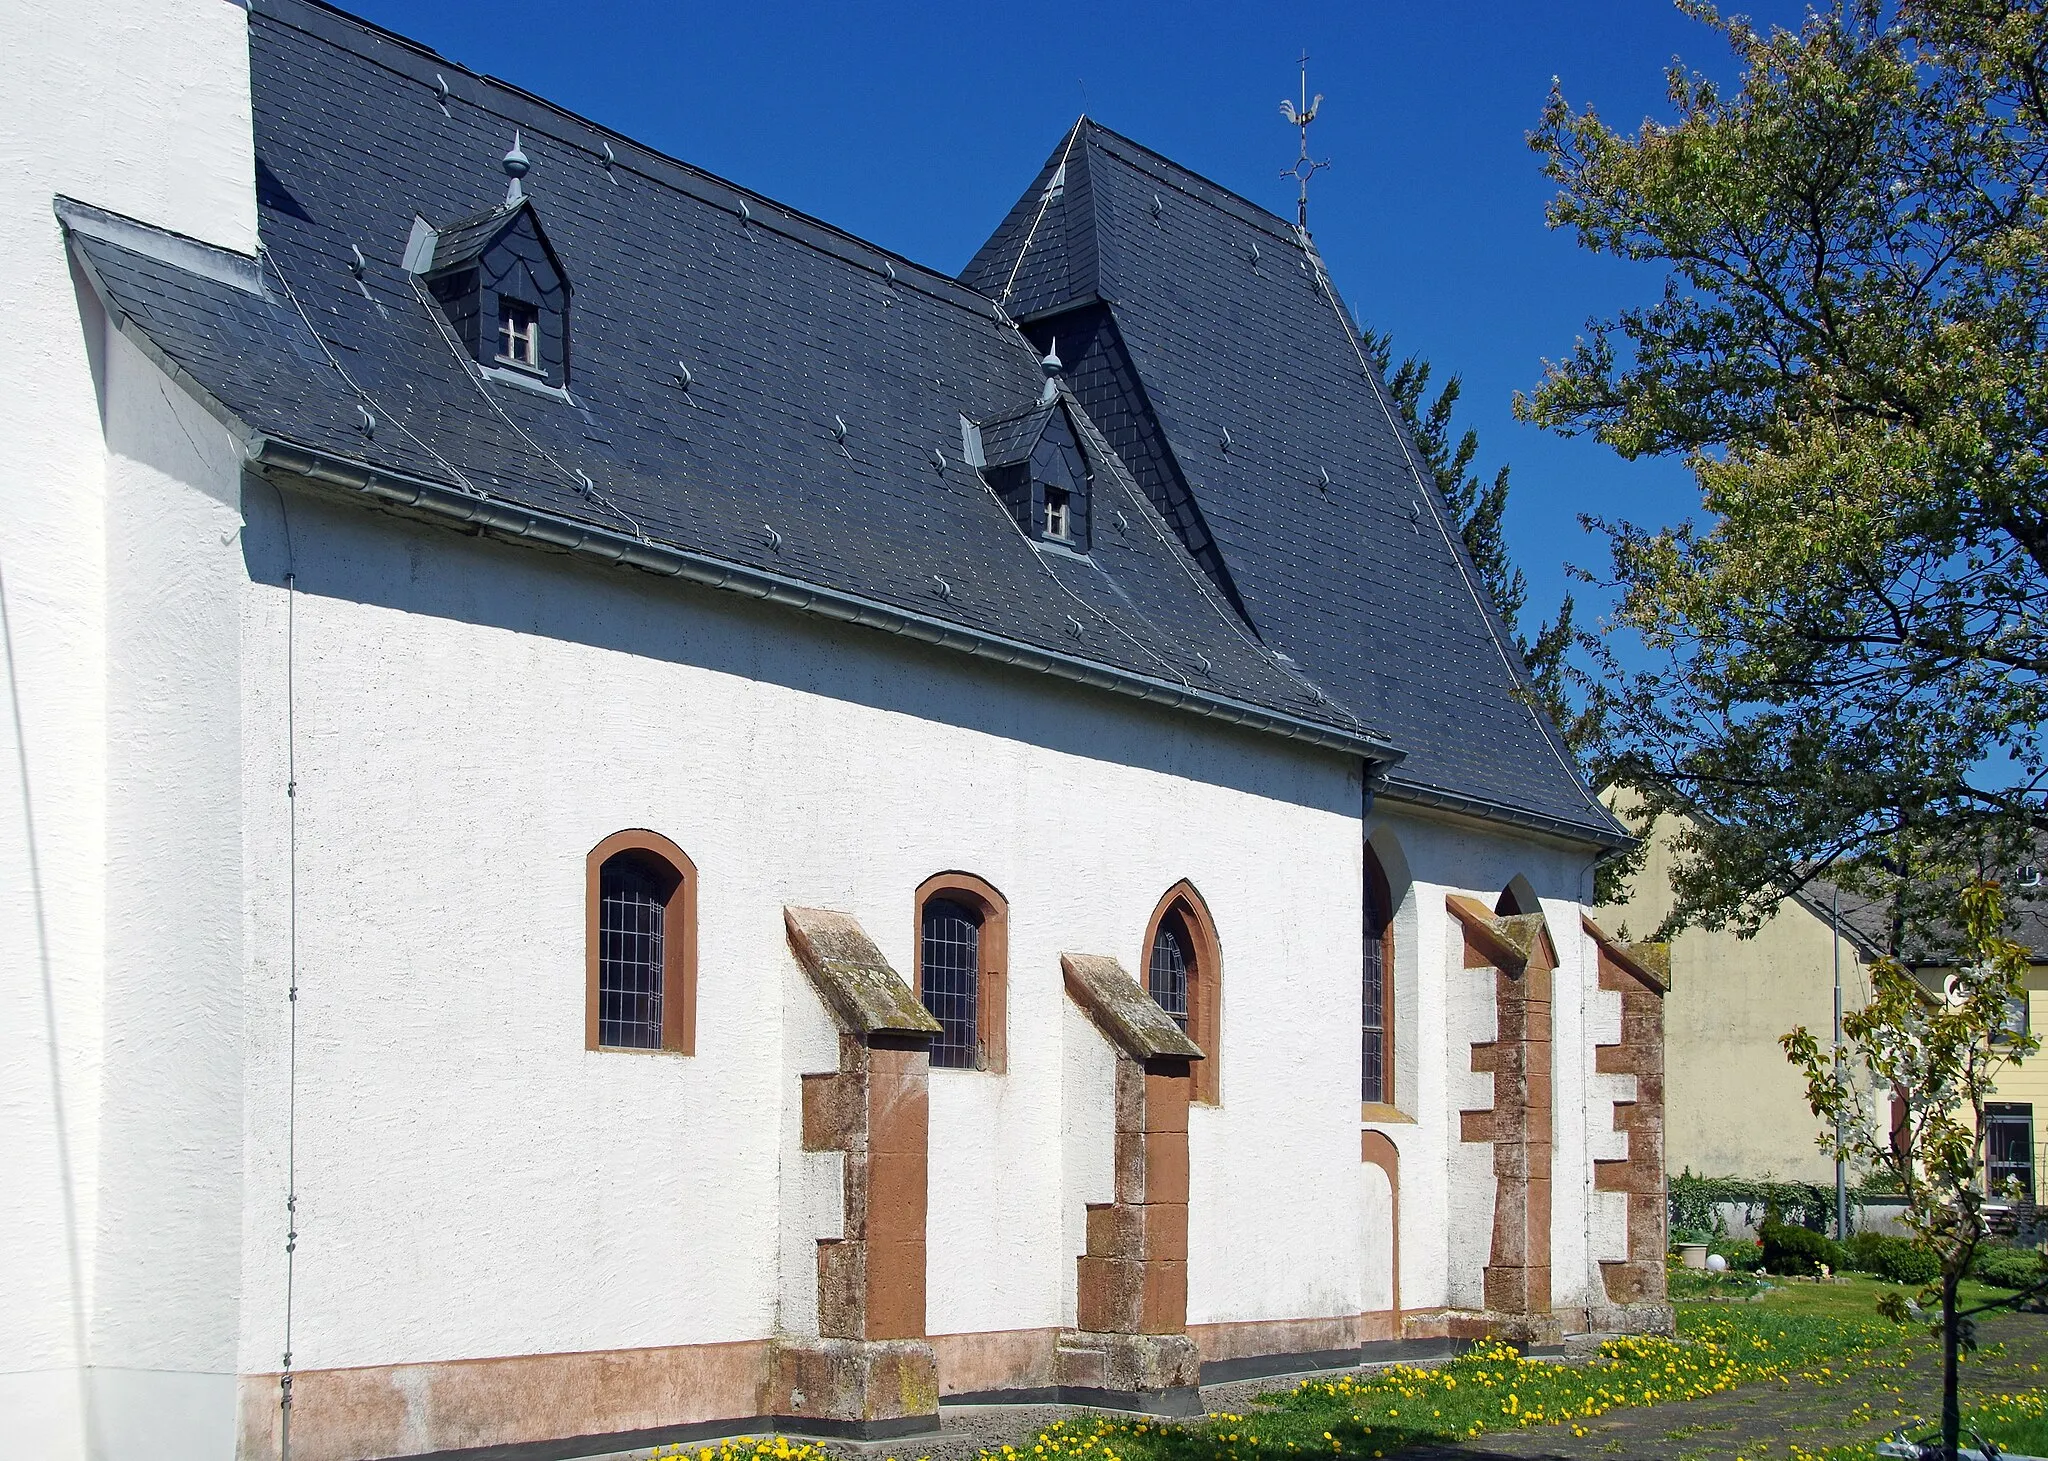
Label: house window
xmin=586 ymin=830 xmax=697 ymax=1053
xmin=1143 ymin=882 xmax=1222 ymax=1104
xmin=1994 ymin=991 xmax=2031 ymax=1046
xmin=1363 ymin=847 xmax=1395 ymax=1107
xmin=921 ymin=899 xmax=980 ymax=1067
xmin=1988 ymin=1103 xmax=2035 ymax=1202
xmin=914 ymin=872 xmax=1008 ymax=1072
xmin=499 ymin=298 xmax=540 ymax=368
xmin=1044 ymin=486 xmax=1072 ymax=541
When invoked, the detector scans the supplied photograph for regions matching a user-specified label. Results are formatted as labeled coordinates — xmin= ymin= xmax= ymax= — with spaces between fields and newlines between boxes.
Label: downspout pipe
xmin=247 ymin=434 xmax=1409 ymax=771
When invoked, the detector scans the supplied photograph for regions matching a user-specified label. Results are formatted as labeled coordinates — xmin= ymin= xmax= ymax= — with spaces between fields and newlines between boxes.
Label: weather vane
xmin=1279 ymin=50 xmax=1328 ymax=231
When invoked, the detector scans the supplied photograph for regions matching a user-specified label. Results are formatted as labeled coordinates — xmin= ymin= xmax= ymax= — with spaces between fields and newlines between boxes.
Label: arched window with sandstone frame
xmin=1363 ymin=845 xmax=1396 ymax=1109
xmin=1143 ymin=881 xmax=1222 ymax=1105
xmin=913 ymin=871 xmax=1009 ymax=1072
xmin=586 ymin=829 xmax=698 ymax=1054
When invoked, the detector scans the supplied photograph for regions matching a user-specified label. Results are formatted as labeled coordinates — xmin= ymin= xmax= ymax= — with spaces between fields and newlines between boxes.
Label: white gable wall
xmin=0 ymin=3 xmax=254 ymax=1455
xmin=93 ymin=326 xmax=250 ymax=1461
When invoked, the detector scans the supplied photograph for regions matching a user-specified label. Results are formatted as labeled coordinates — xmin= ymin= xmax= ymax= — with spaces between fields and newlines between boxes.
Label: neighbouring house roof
xmin=1809 ymin=865 xmax=2048 ymax=967
xmin=63 ymin=0 xmax=1622 ymax=844
xmin=962 ymin=122 xmax=1623 ymax=844
xmin=1598 ymin=784 xmax=2045 ymax=963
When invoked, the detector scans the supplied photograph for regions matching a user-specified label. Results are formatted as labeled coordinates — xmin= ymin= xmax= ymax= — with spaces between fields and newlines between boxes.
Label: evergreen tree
xmin=1365 ymin=332 xmax=1592 ymax=753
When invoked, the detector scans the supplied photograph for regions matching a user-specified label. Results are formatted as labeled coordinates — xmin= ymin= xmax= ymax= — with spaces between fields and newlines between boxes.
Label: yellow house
xmin=1597 ymin=790 xmax=2047 ymax=1202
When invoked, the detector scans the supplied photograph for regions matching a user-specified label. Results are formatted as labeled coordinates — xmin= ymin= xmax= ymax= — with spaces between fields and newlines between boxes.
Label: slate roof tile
xmin=67 ymin=0 xmax=1387 ymax=769
xmin=962 ymin=121 xmax=1623 ymax=842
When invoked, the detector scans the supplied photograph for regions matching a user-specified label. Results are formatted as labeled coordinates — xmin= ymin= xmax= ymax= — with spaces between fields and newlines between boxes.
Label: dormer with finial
xmin=972 ymin=341 xmax=1095 ymax=551
xmin=405 ymin=132 xmax=573 ymax=389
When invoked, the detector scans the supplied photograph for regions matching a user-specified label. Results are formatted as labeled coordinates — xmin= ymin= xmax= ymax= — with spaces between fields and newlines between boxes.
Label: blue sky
xmin=342 ymin=0 xmax=1811 ymax=639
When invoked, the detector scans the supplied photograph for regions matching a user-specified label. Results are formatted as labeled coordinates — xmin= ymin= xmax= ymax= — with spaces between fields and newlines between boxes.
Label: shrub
xmin=1670 ymin=1225 xmax=1716 ymax=1248
xmin=1844 ymin=1231 xmax=1942 ymax=1285
xmin=1971 ymin=1244 xmax=2046 ymax=1289
xmin=1759 ymin=1215 xmax=1845 ymax=1275
xmin=1713 ymin=1237 xmax=1766 ymax=1272
xmin=1668 ymin=1264 xmax=1766 ymax=1299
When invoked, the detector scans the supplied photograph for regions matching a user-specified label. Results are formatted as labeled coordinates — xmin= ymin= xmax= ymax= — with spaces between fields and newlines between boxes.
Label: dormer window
xmin=499 ymin=299 xmax=540 ymax=369
xmin=1044 ymin=487 xmax=1072 ymax=541
xmin=975 ymin=401 xmax=1092 ymax=551
xmin=411 ymin=198 xmax=572 ymax=390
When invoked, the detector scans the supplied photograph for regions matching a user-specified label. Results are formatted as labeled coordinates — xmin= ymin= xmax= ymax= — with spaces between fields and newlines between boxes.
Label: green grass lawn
xmin=961 ymin=1276 xmax=2022 ymax=1461
xmin=654 ymin=1279 xmax=2042 ymax=1461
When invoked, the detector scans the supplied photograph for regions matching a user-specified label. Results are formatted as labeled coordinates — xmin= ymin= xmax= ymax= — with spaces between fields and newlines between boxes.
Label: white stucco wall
xmin=93 ymin=327 xmax=250 ymax=1458
xmin=228 ymin=484 xmax=1376 ymax=1374
xmin=1359 ymin=811 xmax=1613 ymax=1318
xmin=23 ymin=309 xmax=1625 ymax=1458
xmin=0 ymin=3 xmax=254 ymax=1454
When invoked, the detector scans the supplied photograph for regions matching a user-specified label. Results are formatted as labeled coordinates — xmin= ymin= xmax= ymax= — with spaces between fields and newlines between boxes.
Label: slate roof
xmin=427 ymin=200 xmax=532 ymax=272
xmin=64 ymin=0 xmax=1403 ymax=768
xmin=63 ymin=0 xmax=1622 ymax=845
xmin=1811 ymin=862 xmax=2048 ymax=966
xmin=962 ymin=122 xmax=1624 ymax=844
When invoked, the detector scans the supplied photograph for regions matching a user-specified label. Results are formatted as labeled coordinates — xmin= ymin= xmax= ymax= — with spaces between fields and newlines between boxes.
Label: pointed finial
xmin=1039 ymin=339 xmax=1063 ymax=403
xmin=502 ymin=131 xmax=530 ymax=203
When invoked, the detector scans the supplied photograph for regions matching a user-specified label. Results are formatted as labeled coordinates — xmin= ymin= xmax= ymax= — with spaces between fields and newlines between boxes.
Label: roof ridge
xmin=254 ymin=0 xmax=1010 ymax=325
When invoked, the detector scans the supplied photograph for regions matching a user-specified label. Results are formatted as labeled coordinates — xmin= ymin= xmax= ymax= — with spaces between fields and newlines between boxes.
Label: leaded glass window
xmin=1363 ymin=867 xmax=1388 ymax=1104
xmin=921 ymin=897 xmax=981 ymax=1068
xmin=1149 ymin=915 xmax=1190 ymax=1031
xmin=598 ymin=854 xmax=667 ymax=1049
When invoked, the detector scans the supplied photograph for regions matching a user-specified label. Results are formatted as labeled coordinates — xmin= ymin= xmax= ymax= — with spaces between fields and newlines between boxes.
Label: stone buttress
xmin=777 ymin=907 xmax=945 ymax=1438
xmin=1057 ymin=952 xmax=1205 ymax=1414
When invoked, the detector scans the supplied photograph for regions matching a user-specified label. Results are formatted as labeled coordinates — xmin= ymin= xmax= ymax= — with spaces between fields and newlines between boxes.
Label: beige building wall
xmin=1987 ymin=978 xmax=2048 ymax=1198
xmin=1597 ymin=793 xmax=1872 ymax=1184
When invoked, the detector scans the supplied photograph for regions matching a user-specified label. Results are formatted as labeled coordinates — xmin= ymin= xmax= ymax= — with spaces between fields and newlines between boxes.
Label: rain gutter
xmin=247 ymin=435 xmax=1408 ymax=771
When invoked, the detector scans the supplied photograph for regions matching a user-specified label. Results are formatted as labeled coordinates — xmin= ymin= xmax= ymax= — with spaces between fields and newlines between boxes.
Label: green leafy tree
xmin=1365 ymin=334 xmax=1590 ymax=748
xmin=1783 ymin=880 xmax=2040 ymax=1461
xmin=1522 ymin=0 xmax=2048 ymax=937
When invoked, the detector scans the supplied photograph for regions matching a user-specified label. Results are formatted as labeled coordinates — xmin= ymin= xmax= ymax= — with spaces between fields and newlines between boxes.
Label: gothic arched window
xmin=1363 ymin=847 xmax=1395 ymax=1106
xmin=1143 ymin=882 xmax=1221 ymax=1104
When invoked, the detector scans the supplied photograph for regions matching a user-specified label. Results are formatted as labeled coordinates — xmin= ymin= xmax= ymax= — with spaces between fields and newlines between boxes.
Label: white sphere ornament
xmin=1706 ymin=1253 xmax=1729 ymax=1273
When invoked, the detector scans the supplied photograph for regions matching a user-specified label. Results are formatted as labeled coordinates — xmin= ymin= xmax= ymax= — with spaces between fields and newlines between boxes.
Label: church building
xmin=1 ymin=3 xmax=1671 ymax=1459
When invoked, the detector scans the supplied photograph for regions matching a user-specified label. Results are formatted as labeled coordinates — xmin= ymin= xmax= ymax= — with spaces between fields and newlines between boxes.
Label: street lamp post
xmin=1834 ymin=882 xmax=1848 ymax=1242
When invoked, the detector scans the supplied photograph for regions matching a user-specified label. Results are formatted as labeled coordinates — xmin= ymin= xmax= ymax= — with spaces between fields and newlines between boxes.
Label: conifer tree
xmin=1366 ymin=333 xmax=1592 ymax=753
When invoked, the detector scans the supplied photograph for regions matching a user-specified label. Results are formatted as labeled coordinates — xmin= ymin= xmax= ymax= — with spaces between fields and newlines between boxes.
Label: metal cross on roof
xmin=1279 ymin=50 xmax=1329 ymax=231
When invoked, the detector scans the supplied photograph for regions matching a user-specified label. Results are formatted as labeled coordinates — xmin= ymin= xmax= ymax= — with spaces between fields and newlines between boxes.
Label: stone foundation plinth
xmin=1052 ymin=1330 xmax=1202 ymax=1414
xmin=766 ymin=1337 xmax=939 ymax=1436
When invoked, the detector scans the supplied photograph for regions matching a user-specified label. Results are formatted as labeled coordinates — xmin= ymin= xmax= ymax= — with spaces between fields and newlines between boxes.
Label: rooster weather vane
xmin=1280 ymin=50 xmax=1329 ymax=230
